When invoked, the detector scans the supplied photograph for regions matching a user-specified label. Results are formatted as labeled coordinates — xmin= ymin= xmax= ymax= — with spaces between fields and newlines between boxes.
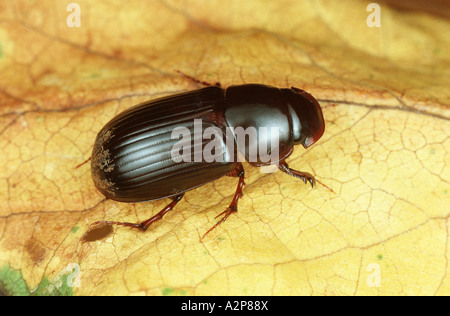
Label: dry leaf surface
xmin=0 ymin=0 xmax=449 ymax=295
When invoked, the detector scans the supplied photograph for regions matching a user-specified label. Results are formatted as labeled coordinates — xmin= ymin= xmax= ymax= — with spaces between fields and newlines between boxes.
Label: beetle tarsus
xmin=202 ymin=163 xmax=245 ymax=239
xmin=278 ymin=160 xmax=334 ymax=193
xmin=91 ymin=220 xmax=145 ymax=231
xmin=314 ymin=178 xmax=335 ymax=193
xmin=278 ymin=161 xmax=316 ymax=188
xmin=91 ymin=194 xmax=184 ymax=233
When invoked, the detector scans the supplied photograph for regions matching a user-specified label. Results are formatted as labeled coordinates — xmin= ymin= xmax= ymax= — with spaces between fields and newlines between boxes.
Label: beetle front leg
xmin=278 ymin=161 xmax=316 ymax=187
xmin=278 ymin=161 xmax=335 ymax=193
xmin=92 ymin=194 xmax=184 ymax=232
xmin=202 ymin=163 xmax=245 ymax=239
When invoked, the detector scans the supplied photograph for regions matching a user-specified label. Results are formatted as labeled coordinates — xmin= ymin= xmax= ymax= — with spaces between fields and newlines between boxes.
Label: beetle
xmin=90 ymin=73 xmax=329 ymax=238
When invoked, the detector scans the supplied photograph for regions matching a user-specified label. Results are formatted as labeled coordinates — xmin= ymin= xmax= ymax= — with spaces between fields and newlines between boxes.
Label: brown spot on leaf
xmin=82 ymin=224 xmax=113 ymax=242
xmin=25 ymin=239 xmax=46 ymax=265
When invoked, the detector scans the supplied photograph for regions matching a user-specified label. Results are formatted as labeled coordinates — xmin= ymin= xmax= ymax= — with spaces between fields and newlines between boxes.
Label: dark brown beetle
xmin=90 ymin=74 xmax=329 ymax=238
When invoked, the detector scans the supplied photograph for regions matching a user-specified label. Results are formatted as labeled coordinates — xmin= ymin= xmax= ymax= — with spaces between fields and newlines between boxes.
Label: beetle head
xmin=282 ymin=87 xmax=325 ymax=149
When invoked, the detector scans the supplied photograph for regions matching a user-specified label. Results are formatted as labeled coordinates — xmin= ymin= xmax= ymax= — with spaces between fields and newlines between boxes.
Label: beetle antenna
xmin=75 ymin=156 xmax=91 ymax=169
xmin=174 ymin=70 xmax=221 ymax=87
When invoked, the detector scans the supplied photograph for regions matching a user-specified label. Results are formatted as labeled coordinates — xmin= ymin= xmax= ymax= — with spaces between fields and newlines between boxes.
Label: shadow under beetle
xmin=89 ymin=72 xmax=331 ymax=239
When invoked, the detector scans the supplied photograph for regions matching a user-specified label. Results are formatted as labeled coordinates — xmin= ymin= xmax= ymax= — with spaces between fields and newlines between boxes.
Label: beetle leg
xmin=92 ymin=194 xmax=184 ymax=232
xmin=278 ymin=161 xmax=334 ymax=193
xmin=278 ymin=161 xmax=316 ymax=188
xmin=175 ymin=70 xmax=221 ymax=87
xmin=202 ymin=163 xmax=245 ymax=239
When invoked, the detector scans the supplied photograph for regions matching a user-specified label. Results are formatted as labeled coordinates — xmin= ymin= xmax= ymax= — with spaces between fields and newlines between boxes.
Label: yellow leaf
xmin=0 ymin=0 xmax=448 ymax=296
